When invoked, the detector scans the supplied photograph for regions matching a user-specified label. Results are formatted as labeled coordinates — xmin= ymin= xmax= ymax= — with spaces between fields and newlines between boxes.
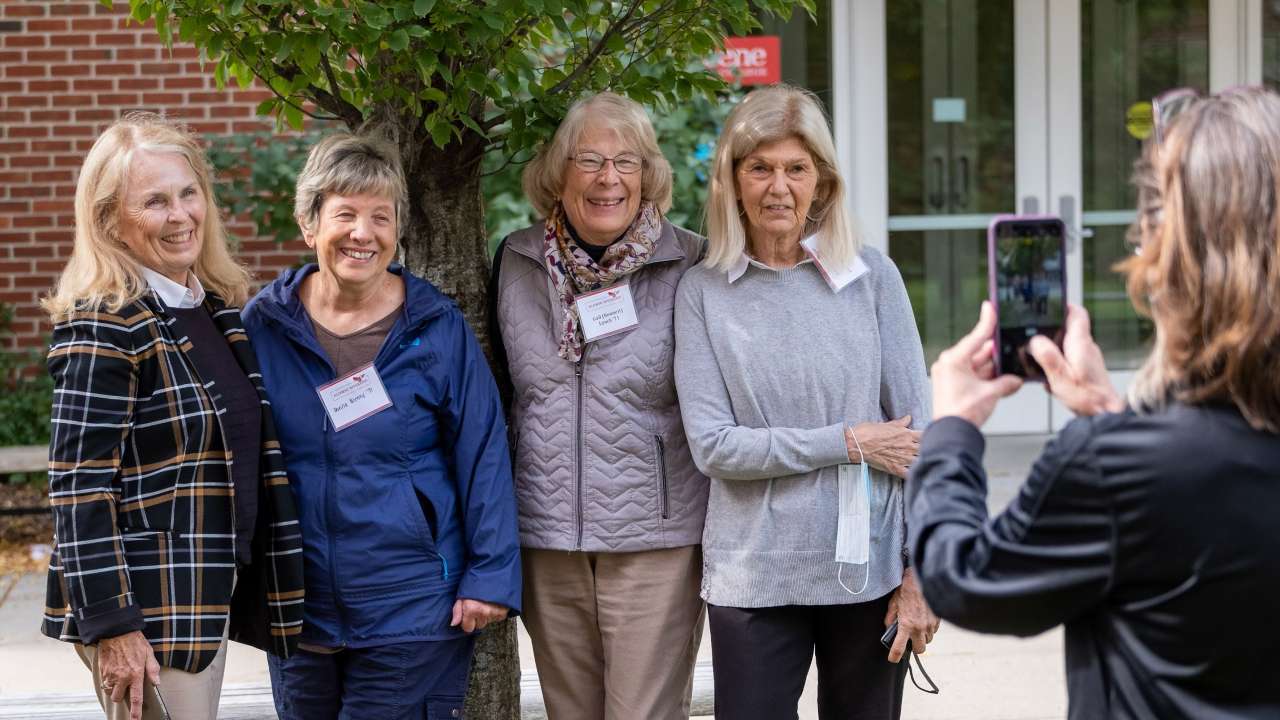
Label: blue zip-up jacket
xmin=242 ymin=264 xmax=521 ymax=648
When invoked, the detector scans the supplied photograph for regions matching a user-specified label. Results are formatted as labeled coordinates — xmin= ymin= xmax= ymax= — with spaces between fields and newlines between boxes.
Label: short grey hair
xmin=294 ymin=132 xmax=408 ymax=236
xmin=704 ymin=84 xmax=859 ymax=272
xmin=522 ymin=92 xmax=673 ymax=218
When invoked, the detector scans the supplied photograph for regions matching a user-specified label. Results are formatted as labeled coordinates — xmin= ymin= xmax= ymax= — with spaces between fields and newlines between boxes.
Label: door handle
xmin=928 ymin=155 xmax=946 ymax=211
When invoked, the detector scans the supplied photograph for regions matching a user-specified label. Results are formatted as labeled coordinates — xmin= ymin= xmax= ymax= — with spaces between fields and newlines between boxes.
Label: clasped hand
xmin=846 ymin=415 xmax=921 ymax=478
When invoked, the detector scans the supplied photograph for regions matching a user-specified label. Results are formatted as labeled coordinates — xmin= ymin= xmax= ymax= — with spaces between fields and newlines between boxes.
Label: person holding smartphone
xmin=910 ymin=87 xmax=1280 ymax=718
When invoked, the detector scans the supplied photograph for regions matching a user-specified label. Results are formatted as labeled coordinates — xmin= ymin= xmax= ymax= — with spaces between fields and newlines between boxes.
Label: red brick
xmin=75 ymin=108 xmax=115 ymax=121
xmin=71 ymin=78 xmax=113 ymax=92
xmin=30 ymin=140 xmax=71 ymax=153
xmin=27 ymin=79 xmax=68 ymax=92
xmin=0 ymin=261 xmax=32 ymax=274
xmin=47 ymin=63 xmax=89 ymax=77
xmin=0 ymin=200 xmax=29 ymax=211
xmin=72 ymin=138 xmax=95 ymax=151
xmin=9 ymin=155 xmax=49 ymax=168
xmin=163 ymin=76 xmax=204 ymax=90
xmin=50 ymin=34 xmax=92 ymax=47
xmin=8 ymin=125 xmax=47 ymax=137
xmin=52 ymin=154 xmax=82 ymax=167
xmin=13 ymin=215 xmax=51 ymax=227
xmin=10 ymin=184 xmax=52 ymax=197
xmin=31 ymin=170 xmax=71 ymax=182
xmin=92 ymin=63 xmax=136 ymax=75
xmin=71 ymin=48 xmax=112 ymax=61
xmin=51 ymin=93 xmax=92 ymax=107
xmin=115 ymin=48 xmax=157 ymax=62
xmin=29 ymin=109 xmax=71 ymax=122
xmin=71 ymin=17 xmax=114 ymax=31
xmin=34 ymin=259 xmax=65 ymax=272
xmin=14 ymin=273 xmax=54 ymax=288
xmin=94 ymin=32 xmax=137 ymax=46
xmin=0 ymin=142 xmax=25 ymax=154
xmin=49 ymin=3 xmax=91 ymax=16
xmin=0 ymin=171 xmax=29 ymax=183
xmin=0 ymin=50 xmax=21 ymax=62
xmin=24 ymin=49 xmax=68 ymax=62
xmin=0 ymin=81 xmax=21 ymax=93
xmin=3 ymin=5 xmax=46 ymax=18
xmin=96 ymin=92 xmax=139 ymax=105
xmin=117 ymin=77 xmax=158 ymax=90
xmin=141 ymin=92 xmax=183 ymax=105
xmin=51 ymin=124 xmax=92 ymax=137
xmin=186 ymin=121 xmax=227 ymax=134
xmin=139 ymin=62 xmax=175 ymax=75
xmin=231 ymin=121 xmax=270 ymax=133
xmin=32 ymin=230 xmax=68 ymax=243
xmin=7 ymin=95 xmax=50 ymax=108
xmin=0 ymin=291 xmax=39 ymax=302
xmin=187 ymin=91 xmax=228 ymax=103
xmin=26 ymin=19 xmax=68 ymax=32
xmin=3 ymin=34 xmax=46 ymax=48
xmin=5 ymin=64 xmax=47 ymax=77
xmin=4 ymin=320 xmax=36 ymax=334
xmin=32 ymin=200 xmax=68 ymax=212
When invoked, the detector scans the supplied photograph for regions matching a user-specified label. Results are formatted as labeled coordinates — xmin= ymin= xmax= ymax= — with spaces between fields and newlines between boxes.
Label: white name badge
xmin=574 ymin=283 xmax=640 ymax=342
xmin=315 ymin=362 xmax=393 ymax=432
xmin=800 ymin=235 xmax=869 ymax=293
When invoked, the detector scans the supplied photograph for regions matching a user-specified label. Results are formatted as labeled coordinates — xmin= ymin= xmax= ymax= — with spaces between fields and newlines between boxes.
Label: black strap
xmin=906 ymin=650 xmax=939 ymax=694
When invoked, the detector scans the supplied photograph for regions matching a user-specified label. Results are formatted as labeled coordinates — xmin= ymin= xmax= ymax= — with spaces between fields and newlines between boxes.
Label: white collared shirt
xmin=140 ymin=266 xmax=206 ymax=309
xmin=726 ymin=234 xmax=869 ymax=292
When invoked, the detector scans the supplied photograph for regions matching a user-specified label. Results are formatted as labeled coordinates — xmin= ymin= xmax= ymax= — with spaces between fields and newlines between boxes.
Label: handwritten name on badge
xmin=315 ymin=362 xmax=393 ymax=432
xmin=574 ymin=283 xmax=640 ymax=342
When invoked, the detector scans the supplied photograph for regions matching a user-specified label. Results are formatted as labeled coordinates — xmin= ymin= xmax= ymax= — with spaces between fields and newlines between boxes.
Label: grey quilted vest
xmin=496 ymin=220 xmax=710 ymax=552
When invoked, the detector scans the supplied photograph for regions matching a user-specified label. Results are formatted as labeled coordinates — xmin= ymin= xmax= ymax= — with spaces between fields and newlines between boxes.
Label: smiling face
xmin=735 ymin=136 xmax=820 ymax=249
xmin=304 ymin=192 xmax=397 ymax=292
xmin=559 ymin=123 xmax=643 ymax=246
xmin=117 ymin=150 xmax=206 ymax=284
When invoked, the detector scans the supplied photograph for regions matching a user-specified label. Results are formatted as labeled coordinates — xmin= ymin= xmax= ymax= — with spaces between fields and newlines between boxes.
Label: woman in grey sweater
xmin=674 ymin=84 xmax=938 ymax=720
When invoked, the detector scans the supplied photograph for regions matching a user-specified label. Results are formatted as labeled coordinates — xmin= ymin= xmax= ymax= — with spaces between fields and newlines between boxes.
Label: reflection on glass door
xmin=1081 ymin=0 xmax=1208 ymax=368
xmin=886 ymin=0 xmax=1015 ymax=364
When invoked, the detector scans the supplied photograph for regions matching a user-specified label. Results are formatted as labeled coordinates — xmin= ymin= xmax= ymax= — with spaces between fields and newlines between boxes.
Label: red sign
xmin=711 ymin=36 xmax=781 ymax=86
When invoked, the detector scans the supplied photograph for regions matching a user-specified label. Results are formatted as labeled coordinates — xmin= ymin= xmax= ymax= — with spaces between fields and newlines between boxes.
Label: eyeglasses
xmin=1150 ymin=85 xmax=1264 ymax=146
xmin=568 ymin=151 xmax=643 ymax=175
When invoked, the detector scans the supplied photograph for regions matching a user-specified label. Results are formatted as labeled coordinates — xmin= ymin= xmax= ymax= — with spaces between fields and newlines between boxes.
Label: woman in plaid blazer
xmin=40 ymin=113 xmax=305 ymax=720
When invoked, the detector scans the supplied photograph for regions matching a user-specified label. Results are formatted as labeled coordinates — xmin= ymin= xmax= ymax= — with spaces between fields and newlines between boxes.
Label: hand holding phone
xmin=987 ymin=216 xmax=1068 ymax=381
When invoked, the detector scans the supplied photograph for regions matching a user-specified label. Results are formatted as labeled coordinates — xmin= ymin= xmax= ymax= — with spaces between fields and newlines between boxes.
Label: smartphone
xmin=987 ymin=215 xmax=1067 ymax=381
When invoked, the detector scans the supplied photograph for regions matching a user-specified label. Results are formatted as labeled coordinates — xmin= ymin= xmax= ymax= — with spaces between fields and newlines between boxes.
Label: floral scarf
xmin=543 ymin=200 xmax=661 ymax=362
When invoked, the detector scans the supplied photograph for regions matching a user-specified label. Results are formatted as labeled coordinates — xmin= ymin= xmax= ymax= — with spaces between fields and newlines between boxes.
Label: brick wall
xmin=0 ymin=0 xmax=311 ymax=354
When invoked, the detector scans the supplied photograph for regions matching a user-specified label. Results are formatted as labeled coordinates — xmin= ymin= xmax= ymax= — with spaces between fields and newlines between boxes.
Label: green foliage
xmin=481 ymin=87 xmax=740 ymax=251
xmin=128 ymin=0 xmax=812 ymax=163
xmin=205 ymin=130 xmax=325 ymax=244
xmin=0 ymin=304 xmax=52 ymax=450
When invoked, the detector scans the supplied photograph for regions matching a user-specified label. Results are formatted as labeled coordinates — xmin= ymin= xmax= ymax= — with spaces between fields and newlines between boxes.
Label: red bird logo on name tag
xmin=352 ymin=373 xmax=365 ymax=383
xmin=607 ymin=290 xmax=619 ymax=299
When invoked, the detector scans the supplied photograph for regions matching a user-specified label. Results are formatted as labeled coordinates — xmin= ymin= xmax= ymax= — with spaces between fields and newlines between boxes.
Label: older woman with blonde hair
xmin=489 ymin=91 xmax=709 ymax=719
xmin=41 ymin=112 xmax=305 ymax=720
xmin=913 ymin=87 xmax=1280 ymax=718
xmin=674 ymin=84 xmax=937 ymax=720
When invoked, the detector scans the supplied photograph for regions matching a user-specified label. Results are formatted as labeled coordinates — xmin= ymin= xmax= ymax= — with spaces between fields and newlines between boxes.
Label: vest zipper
xmin=574 ymin=358 xmax=585 ymax=550
xmin=655 ymin=435 xmax=669 ymax=520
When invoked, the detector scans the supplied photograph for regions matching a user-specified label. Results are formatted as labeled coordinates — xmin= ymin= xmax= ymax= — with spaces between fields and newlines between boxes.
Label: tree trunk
xmin=362 ymin=114 xmax=521 ymax=719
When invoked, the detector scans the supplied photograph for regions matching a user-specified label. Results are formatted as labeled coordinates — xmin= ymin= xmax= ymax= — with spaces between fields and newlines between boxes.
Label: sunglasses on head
xmin=1150 ymin=85 xmax=1264 ymax=145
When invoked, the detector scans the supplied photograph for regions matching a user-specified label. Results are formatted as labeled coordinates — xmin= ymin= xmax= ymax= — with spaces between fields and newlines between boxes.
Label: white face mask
xmin=836 ymin=460 xmax=871 ymax=595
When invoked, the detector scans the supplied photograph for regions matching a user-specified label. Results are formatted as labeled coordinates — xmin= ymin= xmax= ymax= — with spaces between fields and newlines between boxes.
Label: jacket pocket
xmin=412 ymin=485 xmax=440 ymax=548
xmin=654 ymin=434 xmax=669 ymax=520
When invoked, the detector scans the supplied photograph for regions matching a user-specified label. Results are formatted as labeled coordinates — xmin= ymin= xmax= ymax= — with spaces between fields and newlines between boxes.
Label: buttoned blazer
xmin=41 ymin=291 xmax=304 ymax=673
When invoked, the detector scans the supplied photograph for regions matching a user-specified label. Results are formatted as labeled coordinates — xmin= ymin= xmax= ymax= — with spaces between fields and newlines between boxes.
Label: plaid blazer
xmin=42 ymin=291 xmax=304 ymax=673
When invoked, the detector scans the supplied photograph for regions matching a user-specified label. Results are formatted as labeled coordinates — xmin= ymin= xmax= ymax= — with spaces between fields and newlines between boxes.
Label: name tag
xmin=315 ymin=362 xmax=393 ymax=432
xmin=800 ymin=235 xmax=868 ymax=292
xmin=574 ymin=283 xmax=640 ymax=342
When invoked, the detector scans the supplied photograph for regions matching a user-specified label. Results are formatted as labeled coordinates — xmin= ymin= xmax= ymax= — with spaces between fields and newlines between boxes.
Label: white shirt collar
xmin=140 ymin=266 xmax=206 ymax=309
xmin=725 ymin=234 xmax=869 ymax=292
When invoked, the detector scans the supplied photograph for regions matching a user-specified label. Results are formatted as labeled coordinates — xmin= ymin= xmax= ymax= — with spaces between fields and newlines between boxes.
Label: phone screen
xmin=991 ymin=219 xmax=1066 ymax=380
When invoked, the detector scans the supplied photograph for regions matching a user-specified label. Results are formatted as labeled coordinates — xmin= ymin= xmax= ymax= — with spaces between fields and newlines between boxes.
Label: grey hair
xmin=521 ymin=91 xmax=673 ymax=218
xmin=294 ymin=132 xmax=409 ymax=237
xmin=703 ymin=84 xmax=859 ymax=272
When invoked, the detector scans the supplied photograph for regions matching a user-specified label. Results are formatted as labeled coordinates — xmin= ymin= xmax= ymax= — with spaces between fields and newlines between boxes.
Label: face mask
xmin=835 ymin=460 xmax=871 ymax=595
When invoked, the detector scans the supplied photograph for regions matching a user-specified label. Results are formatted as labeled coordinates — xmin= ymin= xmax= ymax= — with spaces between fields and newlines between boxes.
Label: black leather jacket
xmin=909 ymin=404 xmax=1280 ymax=719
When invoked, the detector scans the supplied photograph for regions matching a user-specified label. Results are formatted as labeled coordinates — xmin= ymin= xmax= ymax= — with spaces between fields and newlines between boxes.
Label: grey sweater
xmin=673 ymin=248 xmax=930 ymax=607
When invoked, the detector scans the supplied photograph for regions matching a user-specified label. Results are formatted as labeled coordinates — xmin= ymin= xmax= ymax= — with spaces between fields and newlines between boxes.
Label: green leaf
xmin=428 ymin=119 xmax=453 ymax=148
xmin=283 ymin=103 xmax=304 ymax=130
xmin=413 ymin=0 xmax=436 ymax=16
xmin=227 ymin=0 xmax=244 ymax=14
xmin=387 ymin=28 xmax=410 ymax=52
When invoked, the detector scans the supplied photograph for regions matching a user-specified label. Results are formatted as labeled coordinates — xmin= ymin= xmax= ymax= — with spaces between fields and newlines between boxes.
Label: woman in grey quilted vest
xmin=674 ymin=84 xmax=939 ymax=720
xmin=488 ymin=92 xmax=709 ymax=720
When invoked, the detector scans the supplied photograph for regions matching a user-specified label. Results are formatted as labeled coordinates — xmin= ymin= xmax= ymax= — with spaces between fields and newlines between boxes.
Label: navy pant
xmin=267 ymin=637 xmax=475 ymax=720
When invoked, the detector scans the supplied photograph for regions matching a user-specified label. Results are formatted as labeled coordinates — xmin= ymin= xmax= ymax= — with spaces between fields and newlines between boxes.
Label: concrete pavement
xmin=0 ymin=434 xmax=1066 ymax=719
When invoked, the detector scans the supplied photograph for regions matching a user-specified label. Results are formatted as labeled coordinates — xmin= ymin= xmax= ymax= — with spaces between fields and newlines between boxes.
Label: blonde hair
xmin=294 ymin=132 xmax=408 ymax=237
xmin=521 ymin=92 xmax=672 ymax=217
xmin=704 ymin=84 xmax=858 ymax=272
xmin=1121 ymin=87 xmax=1280 ymax=432
xmin=43 ymin=113 xmax=249 ymax=318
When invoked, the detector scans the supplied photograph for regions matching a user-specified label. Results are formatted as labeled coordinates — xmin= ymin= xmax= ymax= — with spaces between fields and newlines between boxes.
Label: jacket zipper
xmin=574 ymin=357 xmax=585 ymax=550
xmin=322 ymin=412 xmax=346 ymax=648
xmin=655 ymin=435 xmax=669 ymax=520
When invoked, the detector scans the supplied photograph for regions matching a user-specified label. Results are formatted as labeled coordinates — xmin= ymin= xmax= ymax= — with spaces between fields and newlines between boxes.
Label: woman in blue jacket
xmin=242 ymin=132 xmax=521 ymax=720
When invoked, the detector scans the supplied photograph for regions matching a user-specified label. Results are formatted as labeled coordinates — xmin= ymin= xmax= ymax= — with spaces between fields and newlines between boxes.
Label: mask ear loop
xmin=839 ymin=427 xmax=871 ymax=596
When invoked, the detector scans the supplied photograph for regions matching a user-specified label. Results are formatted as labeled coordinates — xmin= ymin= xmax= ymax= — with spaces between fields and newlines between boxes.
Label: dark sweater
xmin=169 ymin=305 xmax=261 ymax=566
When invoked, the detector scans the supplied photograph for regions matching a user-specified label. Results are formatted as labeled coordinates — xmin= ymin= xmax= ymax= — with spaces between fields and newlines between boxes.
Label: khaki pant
xmin=521 ymin=545 xmax=704 ymax=720
xmin=76 ymin=626 xmax=229 ymax=720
